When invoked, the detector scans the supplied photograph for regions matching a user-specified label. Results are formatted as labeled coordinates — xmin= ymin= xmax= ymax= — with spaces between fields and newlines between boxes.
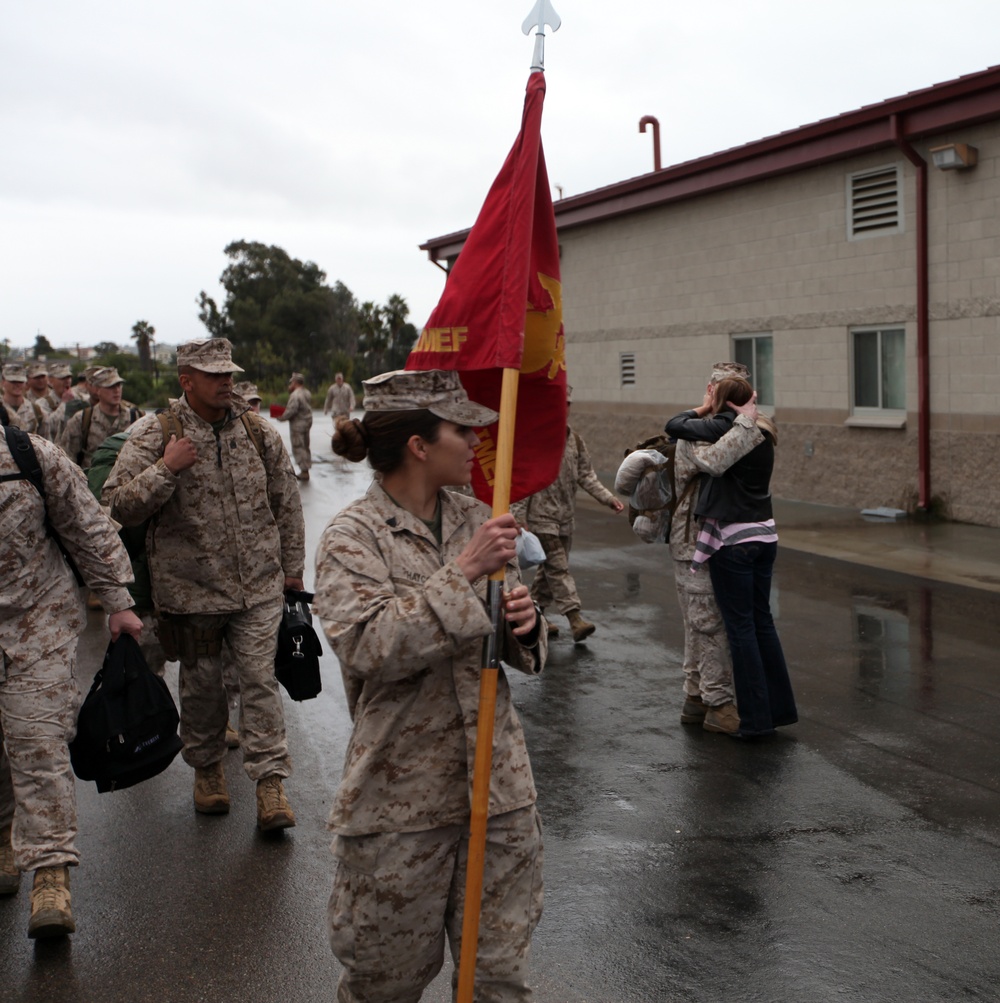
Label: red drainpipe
xmin=639 ymin=116 xmax=662 ymax=172
xmin=890 ymin=113 xmax=931 ymax=513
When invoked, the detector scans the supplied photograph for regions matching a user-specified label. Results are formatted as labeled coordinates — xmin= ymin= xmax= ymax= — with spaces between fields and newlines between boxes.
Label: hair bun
xmin=332 ymin=415 xmax=368 ymax=462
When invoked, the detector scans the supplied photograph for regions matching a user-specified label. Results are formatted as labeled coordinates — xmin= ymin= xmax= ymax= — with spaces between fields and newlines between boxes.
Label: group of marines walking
xmin=0 ymin=337 xmax=783 ymax=1002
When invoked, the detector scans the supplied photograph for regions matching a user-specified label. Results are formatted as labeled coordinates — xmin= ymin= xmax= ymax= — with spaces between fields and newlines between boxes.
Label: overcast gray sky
xmin=2 ymin=0 xmax=998 ymax=351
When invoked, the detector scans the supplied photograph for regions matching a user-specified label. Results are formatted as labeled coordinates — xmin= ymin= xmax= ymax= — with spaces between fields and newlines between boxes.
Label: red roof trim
xmin=422 ymin=64 xmax=1000 ymax=259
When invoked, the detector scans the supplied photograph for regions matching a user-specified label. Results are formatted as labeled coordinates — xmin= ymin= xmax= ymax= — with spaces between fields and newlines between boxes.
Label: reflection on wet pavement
xmin=1 ymin=414 xmax=997 ymax=1003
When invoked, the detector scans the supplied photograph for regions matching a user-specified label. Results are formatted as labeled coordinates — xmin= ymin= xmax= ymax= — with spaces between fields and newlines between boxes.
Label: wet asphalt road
xmin=2 ymin=414 xmax=999 ymax=1003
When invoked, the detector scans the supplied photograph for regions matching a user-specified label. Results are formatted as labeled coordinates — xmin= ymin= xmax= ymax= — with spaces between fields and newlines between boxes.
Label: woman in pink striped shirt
xmin=665 ymin=377 xmax=797 ymax=738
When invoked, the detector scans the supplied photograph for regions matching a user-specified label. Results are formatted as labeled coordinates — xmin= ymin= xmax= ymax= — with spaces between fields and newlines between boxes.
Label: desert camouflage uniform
xmin=278 ymin=385 xmax=313 ymax=474
xmin=28 ymin=389 xmax=58 ymax=430
xmin=105 ymin=395 xmax=305 ymax=780
xmin=670 ymin=414 xmax=763 ymax=707
xmin=5 ymin=399 xmax=48 ymax=438
xmin=37 ymin=392 xmax=63 ymax=440
xmin=60 ymin=404 xmax=143 ymax=469
xmin=512 ymin=426 xmax=617 ymax=616
xmin=324 ymin=382 xmax=356 ymax=419
xmin=0 ymin=432 xmax=134 ymax=872
xmin=46 ymin=398 xmax=90 ymax=444
xmin=316 ymin=483 xmax=545 ymax=1003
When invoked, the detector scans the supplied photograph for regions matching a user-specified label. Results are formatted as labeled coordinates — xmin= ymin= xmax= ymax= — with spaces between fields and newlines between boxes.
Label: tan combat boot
xmin=256 ymin=776 xmax=296 ymax=832
xmin=0 ymin=824 xmax=20 ymax=896
xmin=225 ymin=723 xmax=240 ymax=749
xmin=541 ymin=609 xmax=559 ymax=637
xmin=680 ymin=694 xmax=707 ymax=725
xmin=28 ymin=866 xmax=75 ymax=939
xmin=193 ymin=762 xmax=230 ymax=814
xmin=566 ymin=609 xmax=596 ymax=643
xmin=703 ymin=702 xmax=741 ymax=735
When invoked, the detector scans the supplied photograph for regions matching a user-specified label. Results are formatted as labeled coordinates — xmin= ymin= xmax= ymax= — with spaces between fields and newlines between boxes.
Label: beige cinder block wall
xmin=561 ymin=122 xmax=1000 ymax=527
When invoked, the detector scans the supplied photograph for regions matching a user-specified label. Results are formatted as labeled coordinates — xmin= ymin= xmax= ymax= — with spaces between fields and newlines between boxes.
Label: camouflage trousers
xmin=169 ymin=598 xmax=290 ymax=781
xmin=139 ymin=610 xmax=168 ymax=678
xmin=530 ymin=533 xmax=581 ymax=615
xmin=290 ymin=420 xmax=312 ymax=473
xmin=0 ymin=637 xmax=81 ymax=871
xmin=329 ymin=805 xmax=544 ymax=1003
xmin=673 ymin=559 xmax=734 ymax=706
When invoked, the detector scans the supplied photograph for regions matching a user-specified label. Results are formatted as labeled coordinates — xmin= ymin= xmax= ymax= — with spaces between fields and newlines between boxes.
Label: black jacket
xmin=665 ymin=409 xmax=774 ymax=523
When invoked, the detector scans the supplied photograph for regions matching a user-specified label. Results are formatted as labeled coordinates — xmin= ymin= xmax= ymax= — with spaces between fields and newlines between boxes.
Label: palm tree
xmin=131 ymin=320 xmax=155 ymax=373
xmin=383 ymin=294 xmax=409 ymax=342
xmin=358 ymin=301 xmax=388 ymax=376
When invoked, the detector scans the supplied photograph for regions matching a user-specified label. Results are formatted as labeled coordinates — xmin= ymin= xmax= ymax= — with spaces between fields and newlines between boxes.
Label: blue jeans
xmin=708 ymin=541 xmax=797 ymax=736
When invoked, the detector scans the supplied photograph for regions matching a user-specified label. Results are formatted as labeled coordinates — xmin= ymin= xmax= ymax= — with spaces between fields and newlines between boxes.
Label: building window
xmin=852 ymin=327 xmax=905 ymax=412
xmin=620 ymin=352 xmax=636 ymax=387
xmin=847 ymin=165 xmax=902 ymax=239
xmin=731 ymin=334 xmax=774 ymax=406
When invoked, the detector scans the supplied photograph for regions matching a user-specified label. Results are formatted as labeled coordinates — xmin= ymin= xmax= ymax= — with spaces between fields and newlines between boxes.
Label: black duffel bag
xmin=70 ymin=634 xmax=183 ymax=793
xmin=275 ymin=589 xmax=323 ymax=701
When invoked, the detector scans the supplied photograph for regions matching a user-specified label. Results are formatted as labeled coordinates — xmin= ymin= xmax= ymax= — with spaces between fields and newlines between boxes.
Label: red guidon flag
xmin=407 ymin=71 xmax=567 ymax=506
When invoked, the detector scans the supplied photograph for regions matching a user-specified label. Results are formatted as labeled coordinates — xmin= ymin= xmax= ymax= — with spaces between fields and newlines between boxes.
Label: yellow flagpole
xmin=456 ymin=365 xmax=520 ymax=1003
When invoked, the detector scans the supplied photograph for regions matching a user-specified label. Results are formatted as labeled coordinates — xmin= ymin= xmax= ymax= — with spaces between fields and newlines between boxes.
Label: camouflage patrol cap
xmin=362 ymin=369 xmax=498 ymax=426
xmin=710 ymin=361 xmax=751 ymax=383
xmin=83 ymin=365 xmax=102 ymax=382
xmin=91 ymin=366 xmax=125 ymax=388
xmin=176 ymin=338 xmax=244 ymax=374
xmin=234 ymin=381 xmax=262 ymax=402
xmin=2 ymin=364 xmax=27 ymax=382
xmin=26 ymin=362 xmax=48 ymax=378
xmin=288 ymin=372 xmax=305 ymax=386
xmin=48 ymin=363 xmax=73 ymax=379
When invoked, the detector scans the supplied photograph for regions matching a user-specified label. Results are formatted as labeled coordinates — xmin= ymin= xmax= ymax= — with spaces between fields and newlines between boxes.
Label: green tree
xmin=357 ymin=301 xmax=387 ymax=378
xmin=382 ymin=294 xmax=418 ymax=371
xmin=198 ymin=240 xmax=415 ymax=390
xmin=34 ymin=334 xmax=54 ymax=358
xmin=198 ymin=241 xmax=356 ymax=387
xmin=131 ymin=320 xmax=155 ymax=373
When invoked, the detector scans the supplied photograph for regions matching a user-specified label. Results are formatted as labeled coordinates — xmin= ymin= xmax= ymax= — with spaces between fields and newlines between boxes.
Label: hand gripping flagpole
xmin=456 ymin=9 xmax=560 ymax=1002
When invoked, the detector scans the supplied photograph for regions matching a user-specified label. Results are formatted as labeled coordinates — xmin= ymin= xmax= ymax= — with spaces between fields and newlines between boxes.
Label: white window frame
xmin=730 ymin=333 xmax=774 ymax=408
xmin=846 ymin=164 xmax=903 ymax=241
xmin=847 ymin=326 xmax=906 ymax=428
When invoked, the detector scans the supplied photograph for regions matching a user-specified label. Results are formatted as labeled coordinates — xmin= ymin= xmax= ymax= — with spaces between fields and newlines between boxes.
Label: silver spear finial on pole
xmin=522 ymin=0 xmax=561 ymax=71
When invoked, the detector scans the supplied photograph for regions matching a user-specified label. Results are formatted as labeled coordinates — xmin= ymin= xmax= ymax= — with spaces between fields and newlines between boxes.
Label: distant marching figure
xmin=513 ymin=384 xmax=624 ymax=643
xmin=278 ymin=372 xmax=313 ymax=481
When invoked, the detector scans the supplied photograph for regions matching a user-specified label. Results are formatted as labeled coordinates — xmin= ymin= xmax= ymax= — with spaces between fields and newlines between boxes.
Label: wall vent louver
xmin=849 ymin=166 xmax=901 ymax=237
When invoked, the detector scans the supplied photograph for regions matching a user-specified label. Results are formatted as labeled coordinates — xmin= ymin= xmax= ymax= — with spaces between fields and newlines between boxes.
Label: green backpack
xmin=88 ymin=429 xmax=153 ymax=611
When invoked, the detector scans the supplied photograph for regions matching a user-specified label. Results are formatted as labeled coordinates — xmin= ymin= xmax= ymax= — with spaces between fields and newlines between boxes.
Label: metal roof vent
xmin=848 ymin=165 xmax=902 ymax=239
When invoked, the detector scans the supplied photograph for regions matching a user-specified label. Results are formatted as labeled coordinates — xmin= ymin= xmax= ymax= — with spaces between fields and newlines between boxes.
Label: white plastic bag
xmin=516 ymin=529 xmax=546 ymax=569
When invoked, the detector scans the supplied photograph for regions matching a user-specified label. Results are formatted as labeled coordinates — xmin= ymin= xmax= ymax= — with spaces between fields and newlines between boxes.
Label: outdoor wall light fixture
xmin=929 ymin=143 xmax=978 ymax=170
